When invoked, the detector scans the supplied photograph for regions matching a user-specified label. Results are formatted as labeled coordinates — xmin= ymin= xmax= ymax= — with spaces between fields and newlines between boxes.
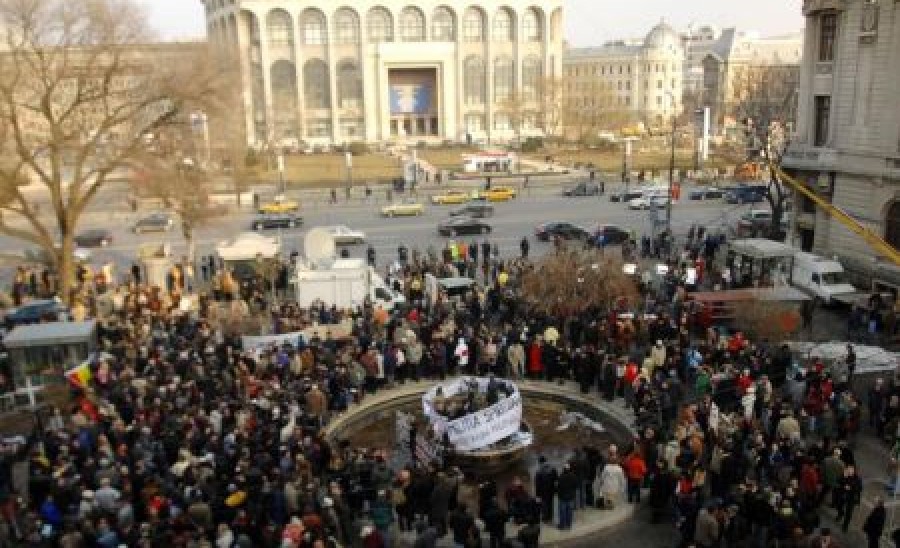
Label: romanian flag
xmin=64 ymin=362 xmax=92 ymax=389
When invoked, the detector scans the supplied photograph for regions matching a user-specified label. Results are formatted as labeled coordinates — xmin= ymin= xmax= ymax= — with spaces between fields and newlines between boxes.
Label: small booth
xmin=725 ymin=238 xmax=795 ymax=288
xmin=2 ymin=321 xmax=97 ymax=408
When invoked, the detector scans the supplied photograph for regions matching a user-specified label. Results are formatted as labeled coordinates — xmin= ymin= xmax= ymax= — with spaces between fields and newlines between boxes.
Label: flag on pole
xmin=64 ymin=362 xmax=92 ymax=389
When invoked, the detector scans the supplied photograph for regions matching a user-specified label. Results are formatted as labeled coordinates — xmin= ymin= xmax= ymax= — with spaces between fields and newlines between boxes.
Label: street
xmin=0 ymin=182 xmax=761 ymax=275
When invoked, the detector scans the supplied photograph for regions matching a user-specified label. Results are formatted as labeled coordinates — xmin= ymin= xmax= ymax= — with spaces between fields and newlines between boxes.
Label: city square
xmin=0 ymin=0 xmax=898 ymax=547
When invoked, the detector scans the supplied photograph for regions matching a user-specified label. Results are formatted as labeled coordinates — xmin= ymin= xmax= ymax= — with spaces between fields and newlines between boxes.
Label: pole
xmin=277 ymin=153 xmax=285 ymax=195
xmin=668 ymin=113 xmax=676 ymax=233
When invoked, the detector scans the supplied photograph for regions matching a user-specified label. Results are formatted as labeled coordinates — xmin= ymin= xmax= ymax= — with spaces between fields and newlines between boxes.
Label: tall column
xmin=486 ymin=31 xmax=494 ymax=141
xmin=235 ymin=11 xmax=256 ymax=147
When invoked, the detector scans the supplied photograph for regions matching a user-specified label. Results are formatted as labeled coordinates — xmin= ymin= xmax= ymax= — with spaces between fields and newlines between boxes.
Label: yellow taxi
xmin=258 ymin=194 xmax=300 ymax=214
xmin=430 ymin=190 xmax=470 ymax=205
xmin=479 ymin=186 xmax=517 ymax=202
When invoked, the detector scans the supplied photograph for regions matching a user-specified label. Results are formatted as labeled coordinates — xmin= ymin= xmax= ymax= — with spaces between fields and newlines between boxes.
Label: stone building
xmin=782 ymin=0 xmax=900 ymax=288
xmin=201 ymin=0 xmax=564 ymax=146
xmin=562 ymin=21 xmax=683 ymax=132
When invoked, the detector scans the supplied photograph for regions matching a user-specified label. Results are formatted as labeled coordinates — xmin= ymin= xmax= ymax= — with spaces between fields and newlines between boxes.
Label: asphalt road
xmin=0 ymin=184 xmax=760 ymax=273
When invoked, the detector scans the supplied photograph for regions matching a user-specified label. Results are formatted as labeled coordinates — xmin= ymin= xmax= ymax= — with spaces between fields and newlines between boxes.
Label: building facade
xmin=563 ymin=21 xmax=683 ymax=132
xmin=782 ymin=0 xmax=900 ymax=284
xmin=202 ymin=0 xmax=564 ymax=146
xmin=683 ymin=27 xmax=802 ymax=136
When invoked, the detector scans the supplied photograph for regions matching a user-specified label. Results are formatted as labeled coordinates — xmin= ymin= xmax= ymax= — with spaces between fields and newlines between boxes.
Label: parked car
xmin=325 ymin=225 xmax=366 ymax=244
xmin=563 ymin=181 xmax=601 ymax=197
xmin=688 ymin=187 xmax=724 ymax=201
xmin=4 ymin=297 xmax=68 ymax=327
xmin=431 ymin=190 xmax=470 ymax=205
xmin=132 ymin=213 xmax=174 ymax=233
xmin=252 ymin=213 xmax=303 ymax=230
xmin=724 ymin=185 xmax=766 ymax=204
xmin=449 ymin=204 xmax=495 ymax=218
xmin=736 ymin=209 xmax=773 ymax=236
xmin=438 ymin=217 xmax=492 ymax=237
xmin=534 ymin=222 xmax=591 ymax=242
xmin=381 ymin=198 xmax=424 ymax=217
xmin=258 ymin=194 xmax=300 ymax=214
xmin=592 ymin=224 xmax=631 ymax=245
xmin=74 ymin=228 xmax=113 ymax=248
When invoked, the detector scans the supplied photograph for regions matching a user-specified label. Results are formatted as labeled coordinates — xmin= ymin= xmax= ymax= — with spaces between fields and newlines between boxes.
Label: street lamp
xmin=665 ymin=91 xmax=677 ymax=233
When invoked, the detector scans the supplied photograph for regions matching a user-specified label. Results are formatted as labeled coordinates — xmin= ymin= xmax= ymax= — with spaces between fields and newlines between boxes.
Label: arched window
xmin=522 ymin=56 xmax=543 ymax=101
xmin=493 ymin=56 xmax=514 ymax=101
xmin=463 ymin=56 xmax=485 ymax=105
xmin=463 ymin=8 xmax=484 ymax=42
xmin=266 ymin=9 xmax=293 ymax=47
xmin=492 ymin=8 xmax=514 ymax=42
xmin=399 ymin=7 xmax=425 ymax=42
xmin=303 ymin=59 xmax=330 ymax=109
xmin=367 ymin=7 xmax=393 ymax=42
xmin=301 ymin=10 xmax=327 ymax=45
xmin=337 ymin=60 xmax=362 ymax=109
xmin=886 ymin=202 xmax=900 ymax=251
xmin=432 ymin=7 xmax=455 ymax=41
xmin=523 ymin=8 xmax=541 ymax=42
xmin=334 ymin=8 xmax=360 ymax=44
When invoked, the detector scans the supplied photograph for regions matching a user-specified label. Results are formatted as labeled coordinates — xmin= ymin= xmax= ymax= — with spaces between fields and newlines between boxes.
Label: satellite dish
xmin=304 ymin=228 xmax=336 ymax=263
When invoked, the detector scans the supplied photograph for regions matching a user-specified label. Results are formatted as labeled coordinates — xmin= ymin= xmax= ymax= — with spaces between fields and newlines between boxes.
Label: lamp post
xmin=665 ymin=91 xmax=677 ymax=233
xmin=276 ymin=152 xmax=285 ymax=196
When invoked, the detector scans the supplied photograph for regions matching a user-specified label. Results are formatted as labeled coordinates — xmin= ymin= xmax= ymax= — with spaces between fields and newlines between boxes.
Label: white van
xmin=791 ymin=252 xmax=857 ymax=304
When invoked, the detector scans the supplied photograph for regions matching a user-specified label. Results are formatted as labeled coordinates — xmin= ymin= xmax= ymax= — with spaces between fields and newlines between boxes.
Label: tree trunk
xmin=57 ymin=232 xmax=76 ymax=306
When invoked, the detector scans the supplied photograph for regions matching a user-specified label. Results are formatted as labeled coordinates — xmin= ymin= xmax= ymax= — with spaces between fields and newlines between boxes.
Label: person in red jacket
xmin=527 ymin=338 xmax=544 ymax=379
xmin=799 ymin=457 xmax=821 ymax=507
xmin=623 ymin=451 xmax=647 ymax=504
xmin=623 ymin=360 xmax=639 ymax=409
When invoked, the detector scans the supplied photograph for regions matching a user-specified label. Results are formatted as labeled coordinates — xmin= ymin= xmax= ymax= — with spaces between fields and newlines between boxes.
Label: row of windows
xmin=564 ymin=62 xmax=679 ymax=78
xmin=462 ymin=56 xmax=544 ymax=105
xmin=565 ymin=79 xmax=676 ymax=92
xmin=259 ymin=6 xmax=546 ymax=47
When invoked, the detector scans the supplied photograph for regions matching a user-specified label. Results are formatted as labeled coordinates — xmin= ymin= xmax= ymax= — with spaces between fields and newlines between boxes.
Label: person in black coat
xmin=863 ymin=497 xmax=886 ymax=548
xmin=533 ymin=457 xmax=558 ymax=524
xmin=481 ymin=495 xmax=508 ymax=548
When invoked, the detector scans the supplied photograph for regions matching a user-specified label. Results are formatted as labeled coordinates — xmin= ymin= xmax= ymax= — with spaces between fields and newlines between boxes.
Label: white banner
xmin=241 ymin=331 xmax=305 ymax=352
xmin=422 ymin=377 xmax=522 ymax=451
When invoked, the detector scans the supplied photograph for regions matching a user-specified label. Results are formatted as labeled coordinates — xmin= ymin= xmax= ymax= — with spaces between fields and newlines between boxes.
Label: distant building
xmin=563 ymin=21 xmax=683 ymax=132
xmin=782 ymin=0 xmax=900 ymax=287
xmin=202 ymin=0 xmax=565 ymax=147
xmin=683 ymin=26 xmax=803 ymax=137
xmin=561 ymin=22 xmax=802 ymax=138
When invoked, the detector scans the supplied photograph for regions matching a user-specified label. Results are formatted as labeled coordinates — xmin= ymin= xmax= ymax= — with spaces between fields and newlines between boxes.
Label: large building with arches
xmin=202 ymin=0 xmax=564 ymax=146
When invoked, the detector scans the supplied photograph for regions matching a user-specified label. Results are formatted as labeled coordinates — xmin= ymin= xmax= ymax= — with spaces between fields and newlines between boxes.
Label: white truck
xmin=791 ymin=251 xmax=857 ymax=305
xmin=292 ymin=258 xmax=405 ymax=311
xmin=215 ymin=232 xmax=281 ymax=284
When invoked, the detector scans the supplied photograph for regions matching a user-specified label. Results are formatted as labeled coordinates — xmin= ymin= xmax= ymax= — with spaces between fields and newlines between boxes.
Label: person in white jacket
xmin=595 ymin=460 xmax=627 ymax=509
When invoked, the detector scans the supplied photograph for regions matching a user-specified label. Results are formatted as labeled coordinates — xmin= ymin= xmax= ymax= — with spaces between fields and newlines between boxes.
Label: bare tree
xmin=519 ymin=249 xmax=639 ymax=316
xmin=0 ymin=0 xmax=230 ymax=303
xmin=729 ymin=63 xmax=800 ymax=239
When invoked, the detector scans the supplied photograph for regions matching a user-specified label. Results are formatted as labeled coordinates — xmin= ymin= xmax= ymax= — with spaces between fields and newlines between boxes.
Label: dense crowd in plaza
xmin=0 ymin=233 xmax=897 ymax=548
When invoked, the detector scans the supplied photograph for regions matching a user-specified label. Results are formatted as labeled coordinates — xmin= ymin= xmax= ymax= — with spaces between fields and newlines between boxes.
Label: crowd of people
xmin=0 ymin=231 xmax=896 ymax=548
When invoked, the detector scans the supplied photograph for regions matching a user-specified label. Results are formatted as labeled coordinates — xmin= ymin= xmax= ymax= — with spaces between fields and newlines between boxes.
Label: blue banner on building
xmin=390 ymin=85 xmax=432 ymax=115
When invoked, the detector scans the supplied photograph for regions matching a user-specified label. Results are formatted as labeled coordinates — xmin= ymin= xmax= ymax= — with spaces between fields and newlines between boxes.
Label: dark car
xmin=438 ymin=217 xmax=492 ymax=237
xmin=4 ymin=298 xmax=68 ymax=327
xmin=252 ymin=214 xmax=303 ymax=231
xmin=688 ymin=188 xmax=724 ymax=201
xmin=132 ymin=213 xmax=174 ymax=233
xmin=564 ymin=181 xmax=600 ymax=197
xmin=449 ymin=204 xmax=495 ymax=218
xmin=609 ymin=189 xmax=645 ymax=203
xmin=74 ymin=228 xmax=113 ymax=247
xmin=724 ymin=185 xmax=766 ymax=204
xmin=593 ymin=224 xmax=631 ymax=245
xmin=534 ymin=222 xmax=591 ymax=242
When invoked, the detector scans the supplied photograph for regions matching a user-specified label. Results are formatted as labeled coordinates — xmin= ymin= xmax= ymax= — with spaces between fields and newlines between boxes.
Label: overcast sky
xmin=136 ymin=0 xmax=805 ymax=45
